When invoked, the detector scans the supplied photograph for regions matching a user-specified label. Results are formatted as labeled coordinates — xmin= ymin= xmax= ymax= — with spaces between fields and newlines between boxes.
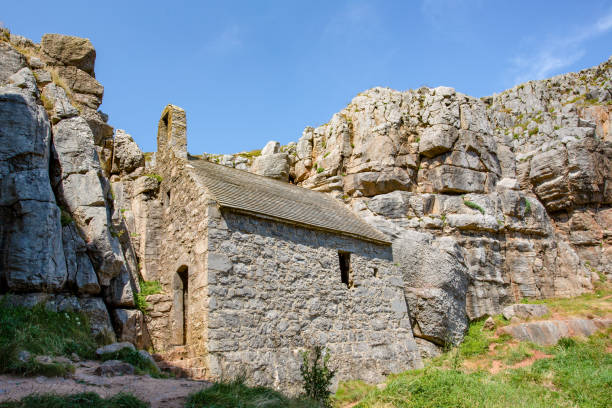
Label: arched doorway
xmin=172 ymin=265 xmax=189 ymax=345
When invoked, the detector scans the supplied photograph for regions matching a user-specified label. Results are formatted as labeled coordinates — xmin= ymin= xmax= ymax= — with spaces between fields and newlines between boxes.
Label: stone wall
xmin=204 ymin=209 xmax=422 ymax=393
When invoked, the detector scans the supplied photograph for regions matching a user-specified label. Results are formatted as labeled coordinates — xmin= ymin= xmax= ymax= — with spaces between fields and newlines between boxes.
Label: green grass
xmin=134 ymin=280 xmax=162 ymax=314
xmin=332 ymin=381 xmax=376 ymax=406
xmin=455 ymin=318 xmax=509 ymax=358
xmin=335 ymin=316 xmax=611 ymax=408
xmin=145 ymin=173 xmax=162 ymax=182
xmin=463 ymin=200 xmax=485 ymax=215
xmin=518 ymin=288 xmax=610 ymax=317
xmin=237 ymin=149 xmax=262 ymax=159
xmin=0 ymin=302 xmax=97 ymax=376
xmin=349 ymin=368 xmax=569 ymax=408
xmin=185 ymin=378 xmax=319 ymax=408
xmin=523 ymin=198 xmax=532 ymax=217
xmin=0 ymin=392 xmax=149 ymax=408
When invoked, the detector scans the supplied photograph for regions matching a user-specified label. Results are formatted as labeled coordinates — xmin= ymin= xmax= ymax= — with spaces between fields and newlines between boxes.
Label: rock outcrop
xmin=0 ymin=28 xmax=147 ymax=346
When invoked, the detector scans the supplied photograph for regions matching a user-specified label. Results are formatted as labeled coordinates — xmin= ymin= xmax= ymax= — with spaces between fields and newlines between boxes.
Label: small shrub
xmin=523 ymin=198 xmax=532 ymax=217
xmin=323 ymin=152 xmax=330 ymax=158
xmin=134 ymin=280 xmax=162 ymax=314
xmin=300 ymin=346 xmax=335 ymax=407
xmin=145 ymin=173 xmax=162 ymax=183
xmin=59 ymin=207 xmax=73 ymax=226
xmin=316 ymin=167 xmax=324 ymax=174
xmin=528 ymin=127 xmax=539 ymax=136
xmin=464 ymin=200 xmax=485 ymax=215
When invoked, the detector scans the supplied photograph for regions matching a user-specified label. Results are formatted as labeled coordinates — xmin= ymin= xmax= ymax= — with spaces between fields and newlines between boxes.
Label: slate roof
xmin=188 ymin=158 xmax=390 ymax=245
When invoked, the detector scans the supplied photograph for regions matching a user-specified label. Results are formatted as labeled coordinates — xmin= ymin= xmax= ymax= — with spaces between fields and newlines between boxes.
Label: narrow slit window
xmin=339 ymin=251 xmax=351 ymax=287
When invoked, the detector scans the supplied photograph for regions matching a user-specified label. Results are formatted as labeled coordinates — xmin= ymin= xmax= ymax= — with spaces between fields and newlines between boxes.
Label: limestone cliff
xmin=0 ymin=29 xmax=148 ymax=347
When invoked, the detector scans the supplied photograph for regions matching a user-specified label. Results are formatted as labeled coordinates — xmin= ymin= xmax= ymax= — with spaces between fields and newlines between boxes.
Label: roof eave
xmin=220 ymin=205 xmax=392 ymax=246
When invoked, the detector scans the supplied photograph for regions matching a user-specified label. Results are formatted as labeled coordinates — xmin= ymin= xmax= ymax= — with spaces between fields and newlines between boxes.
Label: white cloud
xmin=508 ymin=8 xmax=612 ymax=85
xmin=205 ymin=24 xmax=244 ymax=55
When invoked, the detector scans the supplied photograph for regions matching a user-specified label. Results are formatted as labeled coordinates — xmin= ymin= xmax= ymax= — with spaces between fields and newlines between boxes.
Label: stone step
xmin=157 ymin=357 xmax=208 ymax=380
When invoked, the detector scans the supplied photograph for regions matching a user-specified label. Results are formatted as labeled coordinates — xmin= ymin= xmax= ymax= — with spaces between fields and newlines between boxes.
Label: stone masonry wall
xmin=204 ymin=209 xmax=422 ymax=393
xmin=143 ymin=162 xmax=211 ymax=356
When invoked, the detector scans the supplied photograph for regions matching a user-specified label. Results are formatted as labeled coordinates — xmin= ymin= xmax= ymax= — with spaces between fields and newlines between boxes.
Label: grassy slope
xmin=334 ymin=288 xmax=612 ymax=408
xmin=0 ymin=301 xmax=97 ymax=376
xmin=0 ymin=301 xmax=152 ymax=407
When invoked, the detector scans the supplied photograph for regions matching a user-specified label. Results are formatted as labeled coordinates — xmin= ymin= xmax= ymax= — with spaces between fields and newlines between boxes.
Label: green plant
xmin=523 ymin=198 xmax=532 ymax=217
xmin=464 ymin=200 xmax=485 ymax=215
xmin=323 ymin=152 xmax=330 ymax=158
xmin=528 ymin=126 xmax=539 ymax=136
xmin=300 ymin=346 xmax=335 ymax=407
xmin=59 ymin=207 xmax=73 ymax=226
xmin=0 ymin=392 xmax=148 ymax=408
xmin=134 ymin=280 xmax=162 ymax=314
xmin=316 ymin=167 xmax=324 ymax=174
xmin=145 ymin=173 xmax=162 ymax=183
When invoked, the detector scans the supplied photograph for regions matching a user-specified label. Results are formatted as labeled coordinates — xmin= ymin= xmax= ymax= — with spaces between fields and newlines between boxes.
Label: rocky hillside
xmin=0 ymin=29 xmax=147 ymax=347
xmin=209 ymin=58 xmax=611 ymax=352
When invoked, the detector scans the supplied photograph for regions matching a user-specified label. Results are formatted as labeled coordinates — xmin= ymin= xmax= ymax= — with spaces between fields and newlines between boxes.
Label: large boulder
xmin=502 ymin=304 xmax=549 ymax=321
xmin=111 ymin=129 xmax=144 ymax=175
xmin=251 ymin=153 xmax=289 ymax=181
xmin=499 ymin=318 xmax=611 ymax=346
xmin=393 ymin=230 xmax=468 ymax=345
xmin=41 ymin=34 xmax=96 ymax=75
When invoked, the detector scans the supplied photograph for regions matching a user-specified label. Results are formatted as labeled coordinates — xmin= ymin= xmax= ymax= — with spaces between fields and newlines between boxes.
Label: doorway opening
xmin=175 ymin=265 xmax=189 ymax=345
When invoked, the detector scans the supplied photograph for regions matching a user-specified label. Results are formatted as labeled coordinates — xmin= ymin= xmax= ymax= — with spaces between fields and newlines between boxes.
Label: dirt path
xmin=0 ymin=360 xmax=211 ymax=408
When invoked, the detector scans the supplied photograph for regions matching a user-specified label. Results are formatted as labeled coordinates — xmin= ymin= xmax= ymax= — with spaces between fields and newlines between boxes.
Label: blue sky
xmin=3 ymin=1 xmax=612 ymax=154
